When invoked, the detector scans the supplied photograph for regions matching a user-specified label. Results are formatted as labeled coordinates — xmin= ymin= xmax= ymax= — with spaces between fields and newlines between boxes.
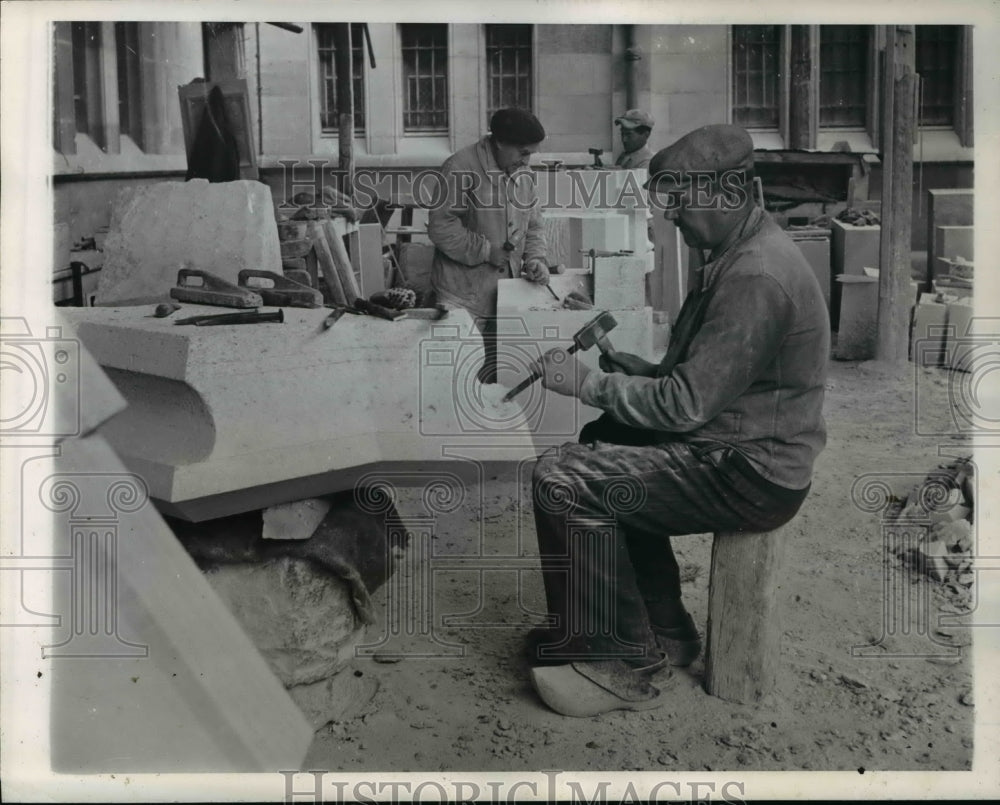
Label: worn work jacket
xmin=580 ymin=206 xmax=829 ymax=490
xmin=615 ymin=144 xmax=654 ymax=171
xmin=428 ymin=136 xmax=546 ymax=319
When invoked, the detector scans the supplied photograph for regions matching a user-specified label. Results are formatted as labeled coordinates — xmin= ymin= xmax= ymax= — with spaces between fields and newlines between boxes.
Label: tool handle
xmin=322 ymin=308 xmax=347 ymax=329
xmin=501 ymin=343 xmax=580 ymax=402
xmin=595 ymin=334 xmax=614 ymax=355
xmin=193 ymin=310 xmax=284 ymax=326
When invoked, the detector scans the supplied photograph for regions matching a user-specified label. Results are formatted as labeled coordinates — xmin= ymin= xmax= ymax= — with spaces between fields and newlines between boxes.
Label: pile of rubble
xmin=885 ymin=457 xmax=975 ymax=598
xmin=836 ymin=206 xmax=881 ymax=226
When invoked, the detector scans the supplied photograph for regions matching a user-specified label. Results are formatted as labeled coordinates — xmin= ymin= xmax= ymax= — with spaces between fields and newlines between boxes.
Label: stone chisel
xmin=501 ymin=311 xmax=618 ymax=403
xmin=175 ymin=310 xmax=285 ymax=326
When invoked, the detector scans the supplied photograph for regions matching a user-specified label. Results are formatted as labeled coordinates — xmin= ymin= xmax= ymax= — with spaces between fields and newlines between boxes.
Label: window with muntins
xmin=486 ymin=24 xmax=532 ymax=125
xmin=819 ymin=25 xmax=869 ymax=128
xmin=732 ymin=25 xmax=781 ymax=129
xmin=916 ymin=25 xmax=959 ymax=127
xmin=401 ymin=23 xmax=448 ymax=133
xmin=316 ymin=23 xmax=367 ymax=134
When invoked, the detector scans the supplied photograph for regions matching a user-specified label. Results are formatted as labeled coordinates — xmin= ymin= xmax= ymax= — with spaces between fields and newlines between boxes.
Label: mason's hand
xmin=521 ymin=259 xmax=550 ymax=284
xmin=598 ymin=349 xmax=658 ymax=377
xmin=538 ymin=347 xmax=591 ymax=398
xmin=488 ymin=242 xmax=509 ymax=269
xmin=561 ymin=289 xmax=593 ymax=310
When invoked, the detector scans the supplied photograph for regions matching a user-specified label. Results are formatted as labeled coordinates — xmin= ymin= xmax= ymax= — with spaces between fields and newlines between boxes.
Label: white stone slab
xmin=62 ymin=305 xmax=539 ymax=509
xmin=496 ymin=281 xmax=654 ymax=447
xmin=95 ymin=180 xmax=282 ymax=306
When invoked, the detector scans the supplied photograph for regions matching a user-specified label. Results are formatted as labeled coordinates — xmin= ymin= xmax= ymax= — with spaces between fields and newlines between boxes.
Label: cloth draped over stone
xmin=185 ymin=84 xmax=241 ymax=183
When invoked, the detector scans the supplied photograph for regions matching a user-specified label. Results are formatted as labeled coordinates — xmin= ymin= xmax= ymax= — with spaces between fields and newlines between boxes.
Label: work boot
xmin=524 ymin=627 xmax=667 ymax=674
xmin=652 ymin=610 xmax=702 ymax=667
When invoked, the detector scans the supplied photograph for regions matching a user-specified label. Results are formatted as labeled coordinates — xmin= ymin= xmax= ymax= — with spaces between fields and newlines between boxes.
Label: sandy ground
xmin=301 ymin=358 xmax=975 ymax=774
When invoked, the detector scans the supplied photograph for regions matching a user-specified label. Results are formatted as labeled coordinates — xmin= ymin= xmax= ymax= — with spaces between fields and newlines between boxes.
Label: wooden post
xmin=333 ymin=23 xmax=354 ymax=199
xmin=52 ymin=22 xmax=76 ymax=154
xmin=876 ymin=25 xmax=917 ymax=364
xmin=308 ymin=220 xmax=349 ymax=306
xmin=788 ymin=26 xmax=816 ymax=151
xmin=704 ymin=526 xmax=789 ymax=704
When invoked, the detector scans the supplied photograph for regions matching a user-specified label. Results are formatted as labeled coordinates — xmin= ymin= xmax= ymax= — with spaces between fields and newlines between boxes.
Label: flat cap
xmin=643 ymin=124 xmax=754 ymax=190
xmin=615 ymin=109 xmax=655 ymax=130
xmin=489 ymin=108 xmax=546 ymax=146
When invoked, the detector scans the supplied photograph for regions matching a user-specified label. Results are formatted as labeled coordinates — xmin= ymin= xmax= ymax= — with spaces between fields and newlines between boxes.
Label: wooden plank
xmin=704 ymin=526 xmax=789 ymax=704
xmin=350 ymin=222 xmax=386 ymax=296
xmin=322 ymin=219 xmax=362 ymax=301
xmin=334 ymin=23 xmax=354 ymax=198
xmin=50 ymin=432 xmax=313 ymax=772
xmin=876 ymin=25 xmax=917 ymax=364
xmin=308 ymin=220 xmax=348 ymax=306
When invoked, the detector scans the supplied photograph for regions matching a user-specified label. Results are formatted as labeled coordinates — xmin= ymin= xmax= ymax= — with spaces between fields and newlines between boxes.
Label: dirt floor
xmin=301 ymin=358 xmax=975 ymax=774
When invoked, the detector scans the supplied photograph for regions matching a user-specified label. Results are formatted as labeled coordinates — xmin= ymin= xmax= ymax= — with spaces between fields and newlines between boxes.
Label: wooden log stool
xmin=703 ymin=525 xmax=789 ymax=704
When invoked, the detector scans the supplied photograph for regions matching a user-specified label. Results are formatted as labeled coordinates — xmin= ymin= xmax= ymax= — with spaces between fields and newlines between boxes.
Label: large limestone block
xmin=926 ymin=188 xmax=973 ymax=284
xmin=831 ymin=219 xmax=880 ymax=276
xmin=95 ymin=180 xmax=281 ymax=306
xmin=61 ymin=305 xmax=537 ymax=514
xmin=593 ymin=255 xmax=650 ymax=309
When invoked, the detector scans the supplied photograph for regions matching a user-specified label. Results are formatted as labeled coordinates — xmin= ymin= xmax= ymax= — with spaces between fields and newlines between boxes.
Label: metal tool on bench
xmin=175 ymin=310 xmax=285 ymax=326
xmin=501 ymin=311 xmax=618 ymax=402
xmin=238 ymin=269 xmax=323 ymax=308
xmin=321 ymin=296 xmax=407 ymax=331
xmin=169 ymin=267 xmax=264 ymax=308
xmin=580 ymin=248 xmax=633 ymax=274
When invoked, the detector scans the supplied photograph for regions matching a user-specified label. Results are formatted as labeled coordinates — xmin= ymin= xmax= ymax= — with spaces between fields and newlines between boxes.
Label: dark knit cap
xmin=489 ymin=108 xmax=546 ymax=146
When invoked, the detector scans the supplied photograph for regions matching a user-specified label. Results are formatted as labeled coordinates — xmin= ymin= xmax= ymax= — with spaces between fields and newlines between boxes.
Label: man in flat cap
xmin=614 ymin=109 xmax=655 ymax=170
xmin=525 ymin=124 xmax=829 ymax=717
xmin=429 ymin=108 xmax=550 ymax=383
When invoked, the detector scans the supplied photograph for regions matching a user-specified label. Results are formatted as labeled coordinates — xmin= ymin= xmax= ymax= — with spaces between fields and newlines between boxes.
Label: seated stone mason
xmin=525 ymin=124 xmax=830 ymax=717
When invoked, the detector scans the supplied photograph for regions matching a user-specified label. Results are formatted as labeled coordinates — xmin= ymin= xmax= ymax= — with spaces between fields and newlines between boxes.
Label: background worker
xmin=428 ymin=108 xmax=550 ymax=383
xmin=614 ymin=109 xmax=655 ymax=170
xmin=526 ymin=124 xmax=830 ymax=717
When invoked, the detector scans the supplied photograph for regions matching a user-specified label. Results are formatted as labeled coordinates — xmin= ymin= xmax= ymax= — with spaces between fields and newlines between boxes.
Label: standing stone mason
xmin=428 ymin=108 xmax=550 ymax=383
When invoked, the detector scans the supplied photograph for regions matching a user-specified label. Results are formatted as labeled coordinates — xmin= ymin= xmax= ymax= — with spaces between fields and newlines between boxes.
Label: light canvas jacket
xmin=428 ymin=136 xmax=546 ymax=319
xmin=615 ymin=144 xmax=654 ymax=171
